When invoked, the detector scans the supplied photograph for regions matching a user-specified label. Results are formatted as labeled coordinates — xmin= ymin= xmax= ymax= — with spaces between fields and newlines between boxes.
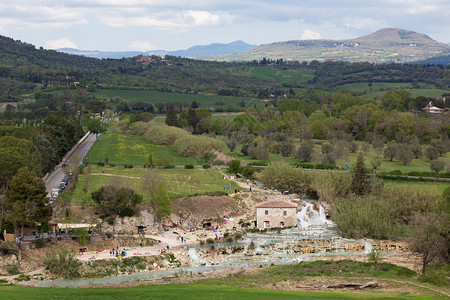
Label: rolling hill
xmin=58 ymin=41 xmax=255 ymax=59
xmin=213 ymin=28 xmax=450 ymax=63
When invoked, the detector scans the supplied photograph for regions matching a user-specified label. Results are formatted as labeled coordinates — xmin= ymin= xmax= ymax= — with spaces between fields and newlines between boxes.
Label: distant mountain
xmin=213 ymin=28 xmax=450 ymax=63
xmin=58 ymin=41 xmax=255 ymax=59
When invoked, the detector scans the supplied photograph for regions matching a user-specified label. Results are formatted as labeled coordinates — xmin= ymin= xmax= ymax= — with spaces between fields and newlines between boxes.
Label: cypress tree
xmin=351 ymin=153 xmax=368 ymax=195
xmin=165 ymin=103 xmax=179 ymax=127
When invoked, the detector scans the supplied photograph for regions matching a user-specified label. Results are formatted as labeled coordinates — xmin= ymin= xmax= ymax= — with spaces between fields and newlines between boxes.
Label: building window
xmin=265 ymin=210 xmax=268 ymax=215
xmin=283 ymin=211 xmax=287 ymax=216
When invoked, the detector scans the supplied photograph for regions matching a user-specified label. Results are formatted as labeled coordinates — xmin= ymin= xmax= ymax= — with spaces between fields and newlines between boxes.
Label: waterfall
xmin=296 ymin=200 xmax=332 ymax=228
xmin=188 ymin=247 xmax=206 ymax=266
xmin=363 ymin=241 xmax=373 ymax=254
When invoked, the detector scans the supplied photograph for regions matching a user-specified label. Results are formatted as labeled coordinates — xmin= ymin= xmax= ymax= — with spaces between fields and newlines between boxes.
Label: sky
xmin=0 ymin=0 xmax=449 ymax=52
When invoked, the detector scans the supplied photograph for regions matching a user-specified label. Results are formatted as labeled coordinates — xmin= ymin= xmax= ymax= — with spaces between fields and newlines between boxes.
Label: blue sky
xmin=0 ymin=0 xmax=448 ymax=51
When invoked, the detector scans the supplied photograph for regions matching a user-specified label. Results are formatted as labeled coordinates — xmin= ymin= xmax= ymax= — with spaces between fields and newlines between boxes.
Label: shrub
xmin=206 ymin=238 xmax=215 ymax=244
xmin=144 ymin=123 xmax=185 ymax=146
xmin=6 ymin=263 xmax=20 ymax=275
xmin=174 ymin=135 xmax=227 ymax=158
xmin=0 ymin=242 xmax=20 ymax=255
xmin=184 ymin=164 xmax=194 ymax=169
xmin=164 ymin=164 xmax=175 ymax=169
xmin=34 ymin=238 xmax=45 ymax=248
xmin=105 ymin=233 xmax=112 ymax=239
xmin=97 ymin=162 xmax=105 ymax=166
xmin=119 ymin=207 xmax=135 ymax=218
xmin=43 ymin=248 xmax=81 ymax=279
xmin=202 ymin=164 xmax=211 ymax=169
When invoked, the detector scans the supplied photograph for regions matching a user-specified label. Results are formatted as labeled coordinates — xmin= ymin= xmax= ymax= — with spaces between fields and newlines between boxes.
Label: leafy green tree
xmin=350 ymin=153 xmax=368 ymax=195
xmin=86 ymin=117 xmax=105 ymax=136
xmin=165 ymin=103 xmax=179 ymax=127
xmin=430 ymin=160 xmax=445 ymax=174
xmin=228 ymin=160 xmax=242 ymax=174
xmin=91 ymin=185 xmax=143 ymax=216
xmin=425 ymin=146 xmax=439 ymax=161
xmin=74 ymin=228 xmax=89 ymax=246
xmin=395 ymin=146 xmax=414 ymax=165
xmin=84 ymin=100 xmax=105 ymax=113
xmin=383 ymin=143 xmax=397 ymax=161
xmin=5 ymin=167 xmax=50 ymax=240
xmin=153 ymin=183 xmax=172 ymax=220
xmin=295 ymin=142 xmax=314 ymax=162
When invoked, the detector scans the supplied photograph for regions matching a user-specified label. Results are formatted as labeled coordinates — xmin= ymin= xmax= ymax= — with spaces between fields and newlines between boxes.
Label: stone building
xmin=255 ymin=200 xmax=298 ymax=229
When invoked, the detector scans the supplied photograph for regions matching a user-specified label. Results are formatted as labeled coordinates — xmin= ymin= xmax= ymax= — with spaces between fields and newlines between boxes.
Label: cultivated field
xmin=93 ymin=89 xmax=263 ymax=108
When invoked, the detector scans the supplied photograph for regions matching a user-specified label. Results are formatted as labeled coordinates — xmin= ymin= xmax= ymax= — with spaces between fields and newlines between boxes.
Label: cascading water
xmin=296 ymin=200 xmax=334 ymax=228
xmin=364 ymin=241 xmax=373 ymax=254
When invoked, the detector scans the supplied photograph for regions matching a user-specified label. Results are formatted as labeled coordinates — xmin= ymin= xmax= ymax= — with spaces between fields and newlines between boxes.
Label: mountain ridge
xmin=211 ymin=28 xmax=450 ymax=63
xmin=58 ymin=40 xmax=255 ymax=59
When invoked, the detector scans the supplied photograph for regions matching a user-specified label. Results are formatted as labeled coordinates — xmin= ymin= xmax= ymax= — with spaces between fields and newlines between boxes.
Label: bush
xmin=109 ymin=163 xmax=116 ymax=167
xmin=0 ymin=242 xmax=20 ymax=255
xmin=206 ymin=238 xmax=215 ymax=244
xmin=97 ymin=162 xmax=105 ymax=166
xmin=332 ymin=186 xmax=442 ymax=239
xmin=184 ymin=164 xmax=194 ymax=169
xmin=34 ymin=238 xmax=45 ymax=248
xmin=174 ymin=135 xmax=227 ymax=159
xmin=202 ymin=164 xmax=211 ymax=169
xmin=118 ymin=207 xmax=135 ymax=218
xmin=43 ymin=248 xmax=81 ymax=279
xmin=6 ymin=263 xmax=20 ymax=275
xmin=164 ymin=164 xmax=175 ymax=169
xmin=105 ymin=233 xmax=112 ymax=239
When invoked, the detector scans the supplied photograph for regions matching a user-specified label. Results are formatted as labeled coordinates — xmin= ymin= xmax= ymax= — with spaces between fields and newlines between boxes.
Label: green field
xmin=384 ymin=180 xmax=449 ymax=196
xmin=247 ymin=66 xmax=315 ymax=85
xmin=93 ymin=89 xmax=262 ymax=108
xmin=336 ymin=82 xmax=448 ymax=99
xmin=86 ymin=130 xmax=203 ymax=166
xmin=69 ymin=166 xmax=239 ymax=205
xmin=0 ymin=284 xmax=444 ymax=300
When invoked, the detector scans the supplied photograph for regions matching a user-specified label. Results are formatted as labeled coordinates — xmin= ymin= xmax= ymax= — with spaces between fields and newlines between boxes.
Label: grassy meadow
xmin=69 ymin=166 xmax=239 ymax=205
xmin=86 ymin=130 xmax=203 ymax=166
xmin=93 ymin=89 xmax=263 ymax=109
xmin=0 ymin=283 xmax=445 ymax=300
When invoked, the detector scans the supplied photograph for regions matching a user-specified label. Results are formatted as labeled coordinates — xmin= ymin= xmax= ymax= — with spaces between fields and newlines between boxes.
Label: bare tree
xmin=409 ymin=212 xmax=449 ymax=276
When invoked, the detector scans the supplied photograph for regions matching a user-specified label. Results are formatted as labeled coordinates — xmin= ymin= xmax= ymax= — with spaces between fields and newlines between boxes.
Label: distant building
xmin=255 ymin=200 xmax=298 ymax=229
xmin=422 ymin=105 xmax=444 ymax=114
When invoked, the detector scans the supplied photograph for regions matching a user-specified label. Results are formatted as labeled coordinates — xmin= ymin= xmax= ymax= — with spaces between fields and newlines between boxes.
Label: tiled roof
xmin=255 ymin=200 xmax=298 ymax=208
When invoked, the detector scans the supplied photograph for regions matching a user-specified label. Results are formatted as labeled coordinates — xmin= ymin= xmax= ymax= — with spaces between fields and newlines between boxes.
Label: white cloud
xmin=130 ymin=41 xmax=157 ymax=51
xmin=342 ymin=17 xmax=389 ymax=31
xmin=45 ymin=38 xmax=78 ymax=49
xmin=99 ymin=9 xmax=233 ymax=30
xmin=301 ymin=29 xmax=321 ymax=40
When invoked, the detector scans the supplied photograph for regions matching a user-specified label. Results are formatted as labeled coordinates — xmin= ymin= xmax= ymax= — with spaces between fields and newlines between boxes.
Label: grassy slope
xmin=0 ymin=284 xmax=444 ymax=300
xmin=70 ymin=166 xmax=239 ymax=205
xmin=86 ymin=131 xmax=203 ymax=166
xmin=93 ymin=89 xmax=262 ymax=108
